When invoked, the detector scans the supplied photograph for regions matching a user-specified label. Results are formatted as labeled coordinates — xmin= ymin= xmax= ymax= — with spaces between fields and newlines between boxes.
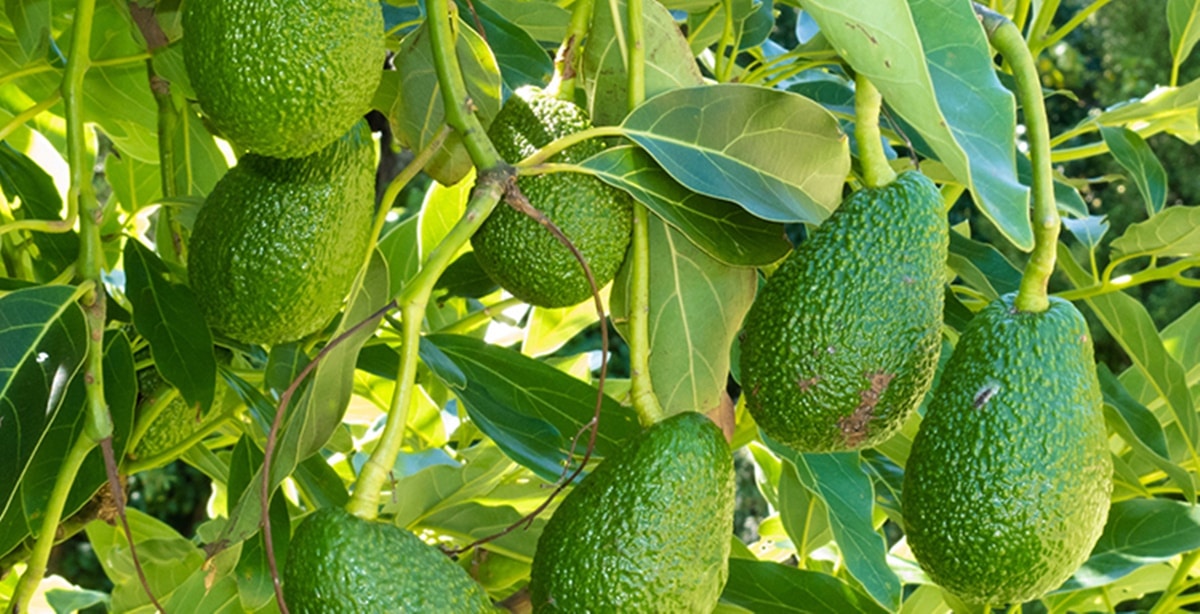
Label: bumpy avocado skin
xmin=471 ymin=86 xmax=633 ymax=308
xmin=529 ymin=412 xmax=735 ymax=613
xmin=183 ymin=0 xmax=384 ymax=158
xmin=740 ymin=171 xmax=948 ymax=452
xmin=283 ymin=507 xmax=494 ymax=614
xmin=131 ymin=368 xmax=199 ymax=459
xmin=188 ymin=121 xmax=374 ymax=346
xmin=902 ymin=294 xmax=1112 ymax=605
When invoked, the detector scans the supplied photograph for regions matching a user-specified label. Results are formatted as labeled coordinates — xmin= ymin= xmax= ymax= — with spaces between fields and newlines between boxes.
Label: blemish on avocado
xmin=796 ymin=376 xmax=821 ymax=392
xmin=840 ymin=371 xmax=895 ymax=445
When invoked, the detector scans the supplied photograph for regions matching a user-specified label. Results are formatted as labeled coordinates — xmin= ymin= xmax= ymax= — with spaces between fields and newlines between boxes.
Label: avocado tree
xmin=2 ymin=0 xmax=1199 ymax=612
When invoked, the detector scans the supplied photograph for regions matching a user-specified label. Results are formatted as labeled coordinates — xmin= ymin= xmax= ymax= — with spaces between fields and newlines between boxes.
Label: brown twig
xmin=100 ymin=438 xmax=166 ymax=613
xmin=261 ymin=300 xmax=397 ymax=614
xmin=448 ymin=180 xmax=610 ymax=555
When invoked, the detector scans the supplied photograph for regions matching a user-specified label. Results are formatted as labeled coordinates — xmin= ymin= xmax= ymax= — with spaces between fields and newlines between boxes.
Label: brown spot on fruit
xmin=796 ymin=376 xmax=821 ymax=392
xmin=839 ymin=371 xmax=895 ymax=446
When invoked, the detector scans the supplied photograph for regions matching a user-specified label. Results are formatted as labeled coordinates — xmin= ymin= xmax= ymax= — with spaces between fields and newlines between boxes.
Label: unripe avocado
xmin=188 ymin=121 xmax=375 ymax=346
xmin=130 ymin=368 xmax=201 ymax=460
xmin=902 ymin=293 xmax=1112 ymax=605
xmin=530 ymin=411 xmax=735 ymax=613
xmin=283 ymin=507 xmax=494 ymax=613
xmin=471 ymin=86 xmax=633 ymax=308
xmin=183 ymin=0 xmax=384 ymax=158
xmin=740 ymin=171 xmax=948 ymax=452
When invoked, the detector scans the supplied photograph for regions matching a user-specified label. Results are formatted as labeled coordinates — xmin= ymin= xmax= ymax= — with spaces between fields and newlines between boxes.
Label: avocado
xmin=529 ymin=411 xmax=735 ymax=612
xmin=471 ymin=86 xmax=633 ymax=308
xmin=283 ymin=507 xmax=494 ymax=613
xmin=188 ymin=121 xmax=375 ymax=346
xmin=902 ymin=293 xmax=1112 ymax=605
xmin=183 ymin=0 xmax=384 ymax=158
xmin=130 ymin=367 xmax=200 ymax=460
xmin=739 ymin=171 xmax=948 ymax=452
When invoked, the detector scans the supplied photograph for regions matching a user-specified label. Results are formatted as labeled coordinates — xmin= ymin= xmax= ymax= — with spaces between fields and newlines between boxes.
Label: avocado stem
xmin=853 ymin=73 xmax=897 ymax=189
xmin=975 ymin=4 xmax=1058 ymax=314
xmin=549 ymin=0 xmax=594 ymax=101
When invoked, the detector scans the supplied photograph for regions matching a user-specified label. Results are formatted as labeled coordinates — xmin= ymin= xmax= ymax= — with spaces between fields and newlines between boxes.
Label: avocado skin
xmin=183 ymin=0 xmax=384 ymax=158
xmin=188 ymin=121 xmax=374 ymax=346
xmin=131 ymin=368 xmax=199 ymax=459
xmin=283 ymin=507 xmax=494 ymax=613
xmin=530 ymin=412 xmax=735 ymax=613
xmin=471 ymin=86 xmax=633 ymax=308
xmin=740 ymin=171 xmax=948 ymax=452
xmin=902 ymin=293 xmax=1112 ymax=605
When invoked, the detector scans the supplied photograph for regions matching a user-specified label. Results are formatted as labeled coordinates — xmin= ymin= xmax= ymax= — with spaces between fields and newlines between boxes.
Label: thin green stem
xmin=716 ymin=0 xmax=736 ymax=82
xmin=853 ymin=74 xmax=896 ymax=188
xmin=1054 ymin=257 xmax=1200 ymax=301
xmin=426 ymin=1 xmax=504 ymax=171
xmin=366 ymin=125 xmax=450 ymax=275
xmin=434 ymin=296 xmax=524 ymax=335
xmin=1150 ymin=549 xmax=1200 ymax=614
xmin=1013 ymin=0 xmax=1032 ymax=31
xmin=1030 ymin=0 xmax=1114 ymax=57
xmin=514 ymin=125 xmax=628 ymax=168
xmin=10 ymin=432 xmax=94 ymax=612
xmin=550 ymin=0 xmax=594 ymax=100
xmin=976 ymin=5 xmax=1057 ymax=313
xmin=0 ymin=91 xmax=62 ymax=144
xmin=627 ymin=0 xmax=646 ymax=109
xmin=1025 ymin=0 xmax=1061 ymax=54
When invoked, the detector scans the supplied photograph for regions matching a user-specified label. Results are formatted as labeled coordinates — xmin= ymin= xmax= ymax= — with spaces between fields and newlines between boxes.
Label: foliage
xmin=1 ymin=0 xmax=1199 ymax=612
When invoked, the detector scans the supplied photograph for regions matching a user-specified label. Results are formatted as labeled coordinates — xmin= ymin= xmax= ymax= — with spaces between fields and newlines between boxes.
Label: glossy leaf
xmin=621 ymin=84 xmax=850 ymax=223
xmin=1101 ymin=127 xmax=1168 ymax=216
xmin=1168 ymin=0 xmax=1200 ymax=80
xmin=386 ymin=19 xmax=502 ymax=185
xmin=583 ymin=0 xmax=706 ymax=126
xmin=1110 ymin=205 xmax=1200 ymax=259
xmin=1058 ymin=245 xmax=1200 ymax=459
xmin=582 ymin=145 xmax=792 ymax=266
xmin=124 ymin=240 xmax=216 ymax=413
xmin=719 ymin=558 xmax=890 ymax=614
xmin=0 ymin=285 xmax=88 ymax=547
xmin=424 ymin=333 xmax=640 ymax=481
xmin=611 ymin=216 xmax=757 ymax=417
xmin=1060 ymin=499 xmax=1200 ymax=591
xmin=802 ymin=0 xmax=1030 ymax=248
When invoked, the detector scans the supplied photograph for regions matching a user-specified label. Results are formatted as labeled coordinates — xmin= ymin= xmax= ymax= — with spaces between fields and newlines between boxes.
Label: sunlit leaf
xmin=86 ymin=508 xmax=205 ymax=613
xmin=582 ymin=145 xmax=791 ymax=266
xmin=481 ymin=0 xmax=571 ymax=43
xmin=1110 ymin=205 xmax=1200 ymax=259
xmin=522 ymin=290 xmax=606 ymax=358
xmin=0 ymin=142 xmax=79 ymax=279
xmin=1168 ymin=0 xmax=1200 ymax=82
xmin=5 ymin=0 xmax=52 ymax=59
xmin=719 ymin=558 xmax=890 ymax=614
xmin=802 ymin=0 xmax=1031 ymax=248
xmin=1101 ymin=127 xmax=1168 ymax=216
xmin=385 ymin=444 xmax=513 ymax=530
xmin=378 ymin=215 xmax=421 ymax=297
xmin=453 ymin=0 xmax=552 ymax=90
xmin=418 ymin=169 xmax=471 ymax=265
xmin=1085 ymin=78 xmax=1200 ymax=145
xmin=418 ymin=501 xmax=547 ymax=562
xmin=124 ymin=240 xmax=216 ymax=413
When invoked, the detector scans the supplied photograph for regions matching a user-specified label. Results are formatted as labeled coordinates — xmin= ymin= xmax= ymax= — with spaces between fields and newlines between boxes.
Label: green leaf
xmin=434 ymin=251 xmax=499 ymax=299
xmin=611 ymin=216 xmax=757 ymax=417
xmin=385 ymin=444 xmax=513 ymax=530
xmin=418 ymin=500 xmax=547 ymax=562
xmin=582 ymin=145 xmax=791 ymax=266
xmin=1015 ymin=153 xmax=1089 ymax=218
xmin=1086 ymin=78 xmax=1200 ymax=145
xmin=123 ymin=240 xmax=216 ymax=413
xmin=777 ymin=460 xmax=831 ymax=559
xmin=44 ymin=587 xmax=110 ymax=614
xmin=583 ymin=0 xmax=706 ymax=126
xmin=1059 ymin=499 xmax=1200 ymax=591
xmin=0 ymin=142 xmax=80 ymax=279
xmin=453 ymin=0 xmax=552 ymax=90
xmin=719 ymin=558 xmax=890 ymax=614
xmin=1162 ymin=301 xmax=1200 ymax=375
xmin=769 ymin=444 xmax=900 ymax=611
xmin=1058 ymin=245 xmax=1200 ymax=463
xmin=0 ymin=285 xmax=87 ymax=550
xmin=5 ymin=0 xmax=52 ymax=59
xmin=86 ymin=507 xmax=205 ymax=613
xmin=621 ymin=84 xmax=850 ymax=223
xmin=686 ymin=0 xmax=772 ymax=55
xmin=522 ymin=296 xmax=604 ymax=358
xmin=481 ymin=0 xmax=571 ymax=43
xmin=424 ymin=333 xmax=641 ymax=481
xmin=378 ymin=215 xmax=421 ymax=297
xmin=386 ymin=18 xmax=501 ymax=185
xmin=946 ymin=231 xmax=1022 ymax=301
xmin=1168 ymin=0 xmax=1200 ymax=80
xmin=418 ymin=171 xmax=471 ymax=265
xmin=227 ymin=436 xmax=289 ymax=612
xmin=1100 ymin=127 xmax=1168 ymax=216
xmin=1062 ymin=215 xmax=1110 ymax=253
xmin=1109 ymin=205 xmax=1200 ymax=259
xmin=1098 ymin=364 xmax=1195 ymax=502
xmin=803 ymin=0 xmax=1030 ymax=249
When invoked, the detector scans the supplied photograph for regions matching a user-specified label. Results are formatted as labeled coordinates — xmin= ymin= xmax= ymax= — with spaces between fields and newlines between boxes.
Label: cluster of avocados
xmin=739 ymin=135 xmax=1111 ymax=603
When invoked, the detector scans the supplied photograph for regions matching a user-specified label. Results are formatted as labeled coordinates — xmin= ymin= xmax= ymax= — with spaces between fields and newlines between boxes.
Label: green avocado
xmin=471 ymin=86 xmax=633 ymax=308
xmin=183 ymin=0 xmax=384 ymax=158
xmin=902 ymin=293 xmax=1112 ymax=605
xmin=188 ymin=121 xmax=374 ymax=346
xmin=529 ymin=411 xmax=735 ymax=613
xmin=283 ymin=507 xmax=494 ymax=613
xmin=130 ymin=367 xmax=200 ymax=460
xmin=739 ymin=171 xmax=948 ymax=452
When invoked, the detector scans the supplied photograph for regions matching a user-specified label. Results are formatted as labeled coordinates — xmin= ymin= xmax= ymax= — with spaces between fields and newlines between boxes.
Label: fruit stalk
xmin=853 ymin=73 xmax=897 ymax=189
xmin=549 ymin=0 xmax=594 ymax=100
xmin=976 ymin=4 xmax=1058 ymax=314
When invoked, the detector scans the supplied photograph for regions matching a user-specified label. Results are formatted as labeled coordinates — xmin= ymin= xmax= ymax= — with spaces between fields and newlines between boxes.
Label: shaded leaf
xmin=582 ymin=145 xmax=792 ymax=266
xmin=777 ymin=461 xmax=831 ymax=559
xmin=1059 ymin=499 xmax=1200 ymax=591
xmin=1100 ymin=127 xmax=1168 ymax=216
xmin=0 ymin=142 xmax=79 ymax=278
xmin=123 ymin=240 xmax=215 ymax=413
xmin=611 ymin=216 xmax=757 ymax=417
xmin=86 ymin=508 xmax=205 ymax=613
xmin=5 ymin=0 xmax=52 ymax=59
xmin=946 ymin=231 xmax=1022 ymax=300
xmin=1016 ymin=153 xmax=1089 ymax=218
xmin=228 ymin=436 xmax=290 ymax=611
xmin=1098 ymin=364 xmax=1194 ymax=501
xmin=1110 ymin=205 xmax=1200 ymax=259
xmin=425 ymin=333 xmax=640 ymax=481
xmin=802 ymin=0 xmax=1031 ymax=248
xmin=621 ymin=84 xmax=850 ymax=223
xmin=719 ymin=558 xmax=889 ymax=614
xmin=1063 ymin=215 xmax=1110 ymax=252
